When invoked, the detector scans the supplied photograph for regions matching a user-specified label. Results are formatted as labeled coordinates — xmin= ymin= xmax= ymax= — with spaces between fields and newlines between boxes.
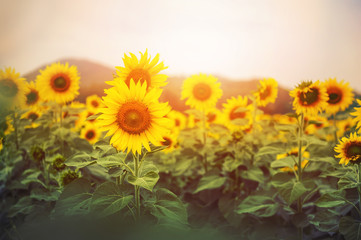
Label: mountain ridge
xmin=24 ymin=58 xmax=293 ymax=114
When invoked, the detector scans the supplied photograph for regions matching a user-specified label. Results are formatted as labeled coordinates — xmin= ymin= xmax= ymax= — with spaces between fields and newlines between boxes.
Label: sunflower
xmin=0 ymin=67 xmax=27 ymax=108
xmin=305 ymin=116 xmax=329 ymax=135
xmin=254 ymin=78 xmax=278 ymax=107
xmin=322 ymin=78 xmax=354 ymax=115
xmin=276 ymin=147 xmax=310 ymax=172
xmin=289 ymin=81 xmax=328 ymax=116
xmin=24 ymin=81 xmax=41 ymax=108
xmin=206 ymin=108 xmax=223 ymax=126
xmin=336 ymin=118 xmax=354 ymax=138
xmin=110 ymin=50 xmax=167 ymax=90
xmin=351 ymin=99 xmax=361 ymax=131
xmin=81 ymin=123 xmax=101 ymax=144
xmin=222 ymin=96 xmax=253 ymax=132
xmin=159 ymin=131 xmax=179 ymax=153
xmin=335 ymin=132 xmax=361 ymax=165
xmin=0 ymin=138 xmax=3 ymax=151
xmin=167 ymin=110 xmax=187 ymax=130
xmin=36 ymin=62 xmax=80 ymax=104
xmin=0 ymin=116 xmax=14 ymax=136
xmin=97 ymin=80 xmax=171 ymax=154
xmin=181 ymin=73 xmax=223 ymax=111
xmin=21 ymin=108 xmax=44 ymax=128
xmin=86 ymin=94 xmax=104 ymax=112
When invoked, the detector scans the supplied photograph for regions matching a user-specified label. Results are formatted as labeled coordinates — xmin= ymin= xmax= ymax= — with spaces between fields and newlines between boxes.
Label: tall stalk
xmin=202 ymin=108 xmax=208 ymax=173
xmin=358 ymin=164 xmax=361 ymax=215
xmin=133 ymin=153 xmax=140 ymax=221
xmin=60 ymin=105 xmax=64 ymax=155
xmin=12 ymin=111 xmax=19 ymax=151
xmin=333 ymin=114 xmax=338 ymax=144
xmin=297 ymin=113 xmax=304 ymax=240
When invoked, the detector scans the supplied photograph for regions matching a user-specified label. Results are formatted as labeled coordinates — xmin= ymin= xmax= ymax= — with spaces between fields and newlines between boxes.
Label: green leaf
xmin=236 ymin=195 xmax=279 ymax=217
xmin=65 ymin=152 xmax=96 ymax=168
xmin=193 ymin=174 xmax=226 ymax=193
xmin=309 ymin=209 xmax=340 ymax=232
xmin=256 ymin=146 xmax=284 ymax=157
xmin=127 ymin=171 xmax=159 ymax=192
xmin=275 ymin=124 xmax=297 ymax=132
xmin=270 ymin=156 xmax=296 ymax=169
xmin=302 ymin=135 xmax=327 ymax=146
xmin=53 ymin=178 xmax=92 ymax=216
xmin=315 ymin=190 xmax=346 ymax=208
xmin=272 ymin=175 xmax=308 ymax=205
xmin=146 ymin=188 xmax=188 ymax=226
xmin=96 ymin=154 xmax=123 ymax=168
xmin=339 ymin=216 xmax=361 ymax=240
xmin=86 ymin=112 xmax=102 ymax=121
xmin=8 ymin=197 xmax=34 ymax=217
xmin=338 ymin=175 xmax=359 ymax=190
xmin=91 ymin=181 xmax=133 ymax=217
xmin=241 ymin=167 xmax=265 ymax=183
xmin=308 ymin=157 xmax=337 ymax=165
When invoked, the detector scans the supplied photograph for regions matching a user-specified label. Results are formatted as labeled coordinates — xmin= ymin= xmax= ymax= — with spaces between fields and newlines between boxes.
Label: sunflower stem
xmin=297 ymin=113 xmax=304 ymax=240
xmin=12 ymin=111 xmax=19 ymax=151
xmin=133 ymin=153 xmax=141 ymax=221
xmin=358 ymin=164 xmax=361 ymax=217
xmin=202 ymin=108 xmax=208 ymax=173
xmin=333 ymin=114 xmax=338 ymax=144
xmin=60 ymin=104 xmax=64 ymax=155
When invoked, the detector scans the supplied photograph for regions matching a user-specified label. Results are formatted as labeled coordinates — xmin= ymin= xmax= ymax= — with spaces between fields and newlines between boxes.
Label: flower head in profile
xmin=322 ymin=78 xmax=354 ymax=115
xmin=181 ymin=73 xmax=222 ymax=111
xmin=97 ymin=80 xmax=171 ymax=154
xmin=36 ymin=62 xmax=80 ymax=104
xmin=0 ymin=67 xmax=27 ymax=109
xmin=276 ymin=147 xmax=310 ymax=172
xmin=350 ymin=99 xmax=361 ymax=131
xmin=24 ymin=81 xmax=41 ymax=108
xmin=109 ymin=50 xmax=167 ymax=91
xmin=254 ymin=78 xmax=278 ymax=107
xmin=86 ymin=94 xmax=104 ymax=112
xmin=335 ymin=132 xmax=361 ymax=165
xmin=81 ymin=123 xmax=101 ymax=144
xmin=289 ymin=80 xmax=328 ymax=116
xmin=222 ymin=96 xmax=253 ymax=132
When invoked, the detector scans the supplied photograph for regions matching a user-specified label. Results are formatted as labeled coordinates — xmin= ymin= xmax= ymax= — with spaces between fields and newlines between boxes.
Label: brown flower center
xmin=125 ymin=69 xmax=151 ymax=88
xmin=117 ymin=101 xmax=151 ymax=134
xmin=26 ymin=90 xmax=39 ymax=105
xmin=91 ymin=100 xmax=99 ymax=108
xmin=175 ymin=119 xmax=180 ymax=127
xmin=192 ymin=83 xmax=212 ymax=101
xmin=327 ymin=87 xmax=342 ymax=105
xmin=345 ymin=142 xmax=361 ymax=160
xmin=161 ymin=137 xmax=172 ymax=147
xmin=298 ymin=87 xmax=320 ymax=106
xmin=28 ymin=112 xmax=39 ymax=121
xmin=230 ymin=107 xmax=246 ymax=120
xmin=51 ymin=74 xmax=71 ymax=92
xmin=0 ymin=79 xmax=18 ymax=98
xmin=259 ymin=86 xmax=271 ymax=100
xmin=207 ymin=112 xmax=216 ymax=123
xmin=85 ymin=130 xmax=95 ymax=140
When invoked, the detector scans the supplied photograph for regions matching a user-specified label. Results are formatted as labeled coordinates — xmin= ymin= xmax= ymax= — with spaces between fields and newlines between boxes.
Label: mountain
xmin=24 ymin=58 xmax=292 ymax=114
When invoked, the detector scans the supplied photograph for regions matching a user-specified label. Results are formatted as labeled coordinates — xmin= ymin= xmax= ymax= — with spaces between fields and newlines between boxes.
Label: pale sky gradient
xmin=1 ymin=0 xmax=361 ymax=91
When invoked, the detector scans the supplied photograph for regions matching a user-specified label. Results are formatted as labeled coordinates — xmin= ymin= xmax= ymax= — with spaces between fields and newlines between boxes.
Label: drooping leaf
xmin=91 ymin=181 xmax=133 ymax=218
xmin=236 ymin=195 xmax=279 ymax=217
xmin=339 ymin=216 xmax=361 ymax=240
xmin=193 ymin=174 xmax=226 ymax=193
xmin=315 ymin=190 xmax=346 ymax=208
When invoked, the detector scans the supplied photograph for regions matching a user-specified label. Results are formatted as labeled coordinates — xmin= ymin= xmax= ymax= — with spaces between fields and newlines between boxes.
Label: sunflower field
xmin=1 ymin=51 xmax=361 ymax=240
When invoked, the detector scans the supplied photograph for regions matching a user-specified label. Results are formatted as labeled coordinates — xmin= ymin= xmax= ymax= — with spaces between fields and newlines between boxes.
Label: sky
xmin=1 ymin=0 xmax=361 ymax=91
